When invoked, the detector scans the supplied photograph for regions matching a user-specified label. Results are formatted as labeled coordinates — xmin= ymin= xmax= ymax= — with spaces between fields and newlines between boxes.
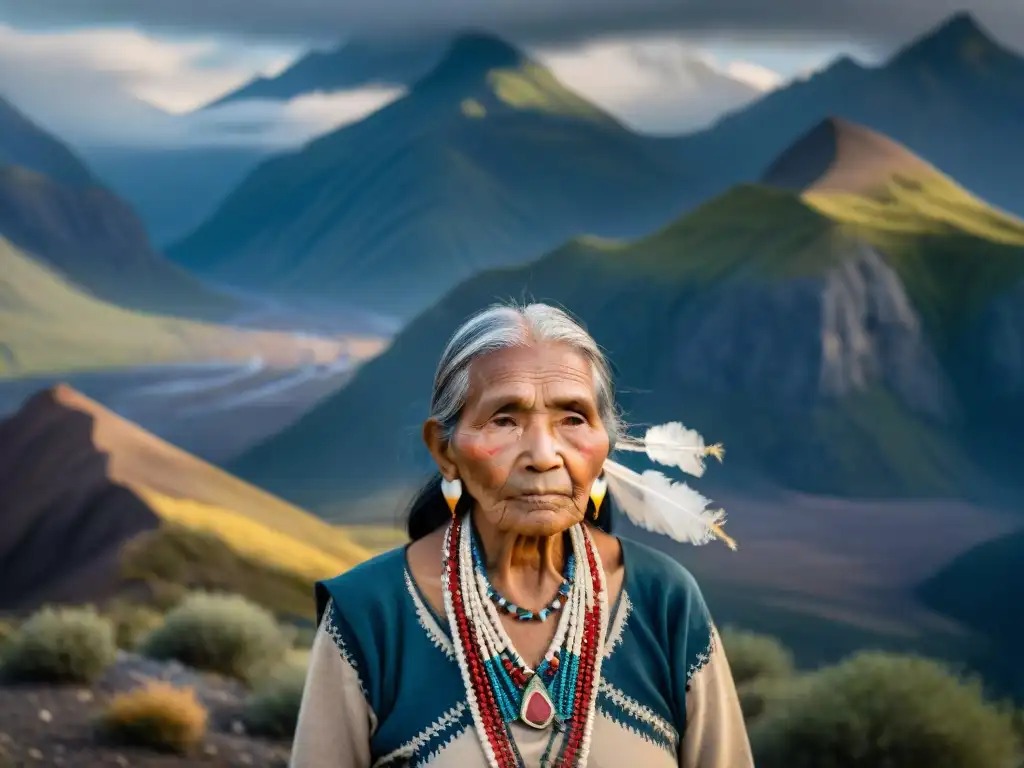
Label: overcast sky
xmin=0 ymin=1 xmax=1017 ymax=149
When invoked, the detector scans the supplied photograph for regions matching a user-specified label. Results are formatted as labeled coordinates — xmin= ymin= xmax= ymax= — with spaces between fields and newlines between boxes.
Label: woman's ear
xmin=422 ymin=419 xmax=458 ymax=480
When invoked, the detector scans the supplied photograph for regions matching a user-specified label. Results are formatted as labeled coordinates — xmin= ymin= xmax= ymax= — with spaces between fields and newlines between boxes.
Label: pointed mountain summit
xmin=421 ymin=31 xmax=526 ymax=80
xmin=761 ymin=117 xmax=936 ymax=195
xmin=891 ymin=11 xmax=1007 ymax=67
xmin=169 ymin=32 xmax=687 ymax=319
xmin=0 ymin=384 xmax=368 ymax=612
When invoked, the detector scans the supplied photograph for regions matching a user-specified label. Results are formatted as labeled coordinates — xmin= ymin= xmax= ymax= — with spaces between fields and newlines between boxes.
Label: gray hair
xmin=429 ymin=302 xmax=623 ymax=445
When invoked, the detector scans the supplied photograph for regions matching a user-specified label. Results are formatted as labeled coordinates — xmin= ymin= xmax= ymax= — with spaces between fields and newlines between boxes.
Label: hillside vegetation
xmin=0 ymin=236 xmax=350 ymax=378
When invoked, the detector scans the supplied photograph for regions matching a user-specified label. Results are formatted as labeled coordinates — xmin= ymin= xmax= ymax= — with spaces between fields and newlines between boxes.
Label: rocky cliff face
xmin=666 ymin=240 xmax=954 ymax=421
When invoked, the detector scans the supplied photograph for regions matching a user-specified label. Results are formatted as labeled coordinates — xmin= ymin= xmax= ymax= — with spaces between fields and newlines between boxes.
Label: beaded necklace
xmin=442 ymin=515 xmax=608 ymax=768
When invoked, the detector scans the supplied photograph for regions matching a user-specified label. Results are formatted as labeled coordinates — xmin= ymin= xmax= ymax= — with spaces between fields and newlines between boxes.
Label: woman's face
xmin=425 ymin=342 xmax=610 ymax=538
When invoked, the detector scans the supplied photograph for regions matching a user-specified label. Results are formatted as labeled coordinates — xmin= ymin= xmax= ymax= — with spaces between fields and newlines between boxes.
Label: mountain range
xmin=671 ymin=12 xmax=1024 ymax=217
xmin=0 ymin=96 xmax=234 ymax=318
xmin=160 ymin=13 xmax=1024 ymax=324
xmin=227 ymin=117 xmax=1024 ymax=513
xmin=0 ymin=96 xmax=367 ymax=377
xmin=167 ymin=33 xmax=694 ymax=320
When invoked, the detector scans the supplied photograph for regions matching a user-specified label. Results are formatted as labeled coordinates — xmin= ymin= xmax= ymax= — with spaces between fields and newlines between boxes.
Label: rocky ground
xmin=0 ymin=652 xmax=291 ymax=767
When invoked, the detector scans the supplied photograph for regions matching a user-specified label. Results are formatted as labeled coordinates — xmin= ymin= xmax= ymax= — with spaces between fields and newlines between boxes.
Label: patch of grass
xmin=751 ymin=651 xmax=1021 ymax=768
xmin=460 ymin=98 xmax=486 ymax=118
xmin=98 ymin=681 xmax=207 ymax=754
xmin=488 ymin=64 xmax=613 ymax=123
xmin=0 ymin=606 xmax=116 ymax=684
xmin=137 ymin=490 xmax=358 ymax=584
xmin=120 ymin=524 xmax=319 ymax=619
xmin=243 ymin=660 xmax=308 ymax=739
xmin=138 ymin=592 xmax=291 ymax=683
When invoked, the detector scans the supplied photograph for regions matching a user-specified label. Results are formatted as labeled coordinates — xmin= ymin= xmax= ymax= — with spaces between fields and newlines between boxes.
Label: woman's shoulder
xmin=315 ymin=545 xmax=410 ymax=622
xmin=617 ymin=535 xmax=706 ymax=605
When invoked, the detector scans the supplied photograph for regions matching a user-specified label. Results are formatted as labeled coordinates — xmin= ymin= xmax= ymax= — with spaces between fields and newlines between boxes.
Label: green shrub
xmin=106 ymin=602 xmax=165 ymax=650
xmin=719 ymin=626 xmax=795 ymax=687
xmin=751 ymin=651 xmax=1021 ymax=768
xmin=0 ymin=606 xmax=116 ymax=684
xmin=99 ymin=681 xmax=207 ymax=754
xmin=0 ymin=618 xmax=18 ymax=661
xmin=243 ymin=660 xmax=308 ymax=739
xmin=737 ymin=675 xmax=807 ymax=724
xmin=138 ymin=592 xmax=289 ymax=682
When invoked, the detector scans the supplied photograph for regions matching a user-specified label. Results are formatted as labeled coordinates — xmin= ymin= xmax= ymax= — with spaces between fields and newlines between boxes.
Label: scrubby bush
xmin=751 ymin=651 xmax=1021 ymax=768
xmin=243 ymin=660 xmax=308 ymax=739
xmin=106 ymin=602 xmax=165 ymax=650
xmin=0 ymin=606 xmax=116 ymax=684
xmin=98 ymin=680 xmax=207 ymax=754
xmin=0 ymin=618 xmax=18 ymax=661
xmin=736 ymin=675 xmax=807 ymax=724
xmin=720 ymin=626 xmax=795 ymax=687
xmin=138 ymin=592 xmax=289 ymax=682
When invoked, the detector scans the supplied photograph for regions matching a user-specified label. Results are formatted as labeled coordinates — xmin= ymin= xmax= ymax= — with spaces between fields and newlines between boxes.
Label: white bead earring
xmin=440 ymin=477 xmax=462 ymax=517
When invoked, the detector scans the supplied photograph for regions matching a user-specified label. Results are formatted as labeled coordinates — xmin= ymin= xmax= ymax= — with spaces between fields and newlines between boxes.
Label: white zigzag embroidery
xmin=404 ymin=570 xmax=455 ymax=659
xmin=598 ymin=680 xmax=679 ymax=749
xmin=602 ymin=591 xmax=632 ymax=660
xmin=686 ymin=624 xmax=717 ymax=683
xmin=323 ymin=598 xmax=369 ymax=697
xmin=372 ymin=702 xmax=468 ymax=767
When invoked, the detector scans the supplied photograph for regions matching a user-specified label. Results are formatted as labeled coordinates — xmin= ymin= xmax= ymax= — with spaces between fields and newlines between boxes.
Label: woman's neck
xmin=474 ymin=516 xmax=569 ymax=605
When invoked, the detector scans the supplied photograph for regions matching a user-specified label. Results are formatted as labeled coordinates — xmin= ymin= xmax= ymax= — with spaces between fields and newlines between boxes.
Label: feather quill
xmin=602 ymin=459 xmax=737 ymax=550
xmin=617 ymin=422 xmax=724 ymax=477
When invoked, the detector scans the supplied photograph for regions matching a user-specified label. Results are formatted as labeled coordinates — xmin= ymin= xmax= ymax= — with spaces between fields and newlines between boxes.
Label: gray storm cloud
xmin=0 ymin=0 xmax=1021 ymax=50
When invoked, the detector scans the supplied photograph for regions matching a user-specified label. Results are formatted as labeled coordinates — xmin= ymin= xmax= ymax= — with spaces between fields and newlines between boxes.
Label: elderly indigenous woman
xmin=291 ymin=303 xmax=753 ymax=768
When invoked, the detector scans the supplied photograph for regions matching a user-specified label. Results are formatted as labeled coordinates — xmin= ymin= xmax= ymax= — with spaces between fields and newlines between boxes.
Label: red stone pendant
xmin=520 ymin=674 xmax=555 ymax=730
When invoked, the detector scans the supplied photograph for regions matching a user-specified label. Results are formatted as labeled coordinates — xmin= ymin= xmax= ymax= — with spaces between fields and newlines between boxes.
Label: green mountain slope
xmin=917 ymin=527 xmax=1024 ymax=696
xmin=0 ymin=97 xmax=96 ymax=186
xmin=0 ymin=96 xmax=234 ymax=318
xmin=228 ymin=119 xmax=1024 ymax=514
xmin=0 ymin=236 xmax=336 ymax=378
xmin=168 ymin=33 xmax=691 ymax=320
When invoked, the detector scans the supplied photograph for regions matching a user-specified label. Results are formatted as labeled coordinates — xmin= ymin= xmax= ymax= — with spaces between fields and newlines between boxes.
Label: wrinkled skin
xmin=410 ymin=341 xmax=623 ymax=667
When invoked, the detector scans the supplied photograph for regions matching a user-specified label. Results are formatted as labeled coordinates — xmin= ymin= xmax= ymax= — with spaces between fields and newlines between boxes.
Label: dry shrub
xmin=138 ymin=592 xmax=289 ymax=682
xmin=0 ymin=606 xmax=116 ymax=684
xmin=99 ymin=680 xmax=207 ymax=754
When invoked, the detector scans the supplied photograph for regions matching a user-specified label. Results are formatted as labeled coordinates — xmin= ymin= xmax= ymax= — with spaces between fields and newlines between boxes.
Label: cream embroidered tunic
xmin=291 ymin=537 xmax=753 ymax=767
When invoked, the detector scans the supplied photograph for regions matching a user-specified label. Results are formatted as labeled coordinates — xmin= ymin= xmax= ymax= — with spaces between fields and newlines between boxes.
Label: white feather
xmin=616 ymin=421 xmax=721 ymax=477
xmin=602 ymin=459 xmax=736 ymax=549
